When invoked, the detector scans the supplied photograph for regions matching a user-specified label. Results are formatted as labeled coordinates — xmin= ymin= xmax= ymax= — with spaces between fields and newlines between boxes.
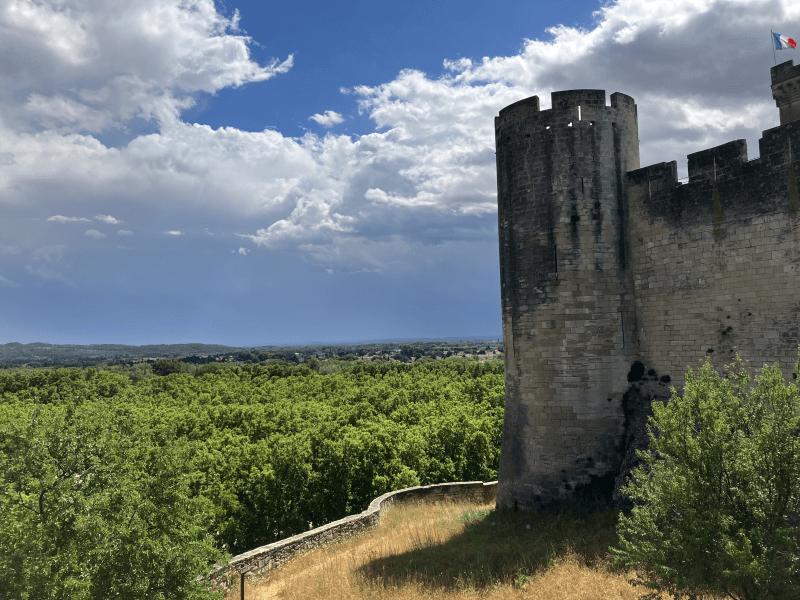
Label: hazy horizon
xmin=1 ymin=335 xmax=503 ymax=349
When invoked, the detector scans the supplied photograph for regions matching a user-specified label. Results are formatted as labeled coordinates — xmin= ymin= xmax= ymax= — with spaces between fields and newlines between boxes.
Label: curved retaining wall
xmin=207 ymin=480 xmax=498 ymax=594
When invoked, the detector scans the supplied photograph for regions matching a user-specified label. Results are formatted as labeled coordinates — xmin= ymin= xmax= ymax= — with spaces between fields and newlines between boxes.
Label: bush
xmin=612 ymin=353 xmax=800 ymax=600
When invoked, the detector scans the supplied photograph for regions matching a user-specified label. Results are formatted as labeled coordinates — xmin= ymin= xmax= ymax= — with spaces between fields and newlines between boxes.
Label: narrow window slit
xmin=554 ymin=245 xmax=558 ymax=276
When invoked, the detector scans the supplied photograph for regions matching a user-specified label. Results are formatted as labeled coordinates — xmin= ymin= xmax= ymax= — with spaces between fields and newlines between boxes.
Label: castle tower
xmin=494 ymin=90 xmax=640 ymax=510
xmin=772 ymin=59 xmax=800 ymax=125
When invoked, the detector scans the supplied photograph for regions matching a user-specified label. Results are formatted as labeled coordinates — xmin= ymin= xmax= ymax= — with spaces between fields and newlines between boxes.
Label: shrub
xmin=612 ymin=353 xmax=800 ymax=599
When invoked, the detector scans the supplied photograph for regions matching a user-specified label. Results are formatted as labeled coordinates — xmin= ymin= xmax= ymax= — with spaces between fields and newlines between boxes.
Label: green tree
xmin=152 ymin=358 xmax=182 ymax=376
xmin=0 ymin=398 xmax=226 ymax=600
xmin=612 ymin=354 xmax=800 ymax=599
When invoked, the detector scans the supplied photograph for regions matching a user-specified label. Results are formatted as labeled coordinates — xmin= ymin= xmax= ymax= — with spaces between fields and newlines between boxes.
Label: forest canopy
xmin=0 ymin=358 xmax=504 ymax=599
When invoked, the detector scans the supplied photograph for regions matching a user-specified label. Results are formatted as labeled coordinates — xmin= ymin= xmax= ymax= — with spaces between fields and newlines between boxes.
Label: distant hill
xmin=0 ymin=337 xmax=503 ymax=365
xmin=0 ymin=342 xmax=250 ymax=362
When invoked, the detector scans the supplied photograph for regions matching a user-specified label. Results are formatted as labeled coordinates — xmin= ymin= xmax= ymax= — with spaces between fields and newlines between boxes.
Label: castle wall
xmin=495 ymin=90 xmax=641 ymax=510
xmin=626 ymin=130 xmax=800 ymax=389
xmin=496 ymin=65 xmax=800 ymax=512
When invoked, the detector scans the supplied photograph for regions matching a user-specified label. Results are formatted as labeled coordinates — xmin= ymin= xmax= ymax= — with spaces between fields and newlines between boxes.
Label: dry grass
xmin=229 ymin=499 xmax=729 ymax=600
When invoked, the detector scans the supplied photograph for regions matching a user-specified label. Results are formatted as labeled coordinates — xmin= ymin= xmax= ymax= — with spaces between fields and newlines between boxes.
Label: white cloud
xmin=164 ymin=230 xmax=182 ymax=236
xmin=25 ymin=93 xmax=115 ymax=133
xmin=309 ymin=110 xmax=344 ymax=127
xmin=47 ymin=215 xmax=92 ymax=223
xmin=24 ymin=264 xmax=75 ymax=287
xmin=0 ymin=0 xmax=293 ymax=136
xmin=0 ymin=274 xmax=19 ymax=287
xmin=32 ymin=245 xmax=64 ymax=261
xmin=95 ymin=214 xmax=123 ymax=224
xmin=236 ymin=189 xmax=355 ymax=248
xmin=85 ymin=229 xmax=106 ymax=239
xmin=0 ymin=244 xmax=21 ymax=255
xmin=237 ymin=247 xmax=248 ymax=255
xmin=3 ymin=0 xmax=90 ymax=64
xmin=117 ymin=230 xmax=133 ymax=236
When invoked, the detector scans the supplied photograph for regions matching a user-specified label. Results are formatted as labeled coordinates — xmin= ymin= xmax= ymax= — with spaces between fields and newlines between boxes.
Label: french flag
xmin=774 ymin=33 xmax=797 ymax=49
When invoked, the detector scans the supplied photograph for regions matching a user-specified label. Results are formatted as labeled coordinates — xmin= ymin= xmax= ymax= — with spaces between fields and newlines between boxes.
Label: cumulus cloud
xmin=0 ymin=274 xmax=19 ymax=287
xmin=85 ymin=229 xmax=106 ymax=239
xmin=117 ymin=230 xmax=133 ymax=236
xmin=95 ymin=214 xmax=122 ymax=224
xmin=0 ymin=0 xmax=293 ymax=136
xmin=164 ymin=231 xmax=182 ymax=236
xmin=47 ymin=215 xmax=92 ymax=223
xmin=237 ymin=189 xmax=356 ymax=248
xmin=236 ymin=247 xmax=249 ymax=255
xmin=309 ymin=110 xmax=344 ymax=127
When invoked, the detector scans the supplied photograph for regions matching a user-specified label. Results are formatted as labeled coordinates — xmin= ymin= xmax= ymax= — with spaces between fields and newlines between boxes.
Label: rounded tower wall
xmin=495 ymin=90 xmax=640 ymax=510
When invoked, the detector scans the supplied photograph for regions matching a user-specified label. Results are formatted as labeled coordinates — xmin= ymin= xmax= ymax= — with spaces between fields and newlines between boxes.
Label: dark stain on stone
xmin=613 ymin=375 xmax=672 ymax=511
xmin=627 ymin=361 xmax=645 ymax=382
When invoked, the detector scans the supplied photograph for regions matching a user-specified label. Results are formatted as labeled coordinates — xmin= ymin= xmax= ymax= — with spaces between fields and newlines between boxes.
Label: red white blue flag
xmin=774 ymin=33 xmax=797 ymax=49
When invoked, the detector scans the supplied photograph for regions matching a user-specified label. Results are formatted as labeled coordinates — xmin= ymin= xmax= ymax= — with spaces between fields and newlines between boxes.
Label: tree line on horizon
xmin=0 ymin=339 xmax=502 ymax=370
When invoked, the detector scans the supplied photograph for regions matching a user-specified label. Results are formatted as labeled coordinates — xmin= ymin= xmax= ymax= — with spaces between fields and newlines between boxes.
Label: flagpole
xmin=772 ymin=30 xmax=777 ymax=65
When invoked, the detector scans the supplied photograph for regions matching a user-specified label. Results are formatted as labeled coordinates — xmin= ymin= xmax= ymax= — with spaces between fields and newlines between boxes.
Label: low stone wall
xmin=206 ymin=480 xmax=498 ymax=595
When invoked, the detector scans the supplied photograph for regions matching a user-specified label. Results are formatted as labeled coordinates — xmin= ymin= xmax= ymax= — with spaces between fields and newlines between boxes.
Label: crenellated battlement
xmin=627 ymin=121 xmax=800 ymax=229
xmin=687 ymin=139 xmax=749 ymax=184
xmin=495 ymin=90 xmax=636 ymax=134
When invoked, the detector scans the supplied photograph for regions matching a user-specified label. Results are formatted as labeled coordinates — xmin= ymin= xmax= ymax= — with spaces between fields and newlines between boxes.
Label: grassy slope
xmin=231 ymin=499 xmax=728 ymax=600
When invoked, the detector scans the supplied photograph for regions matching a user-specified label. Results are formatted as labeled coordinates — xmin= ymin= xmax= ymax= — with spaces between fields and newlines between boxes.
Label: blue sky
xmin=0 ymin=0 xmax=796 ymax=346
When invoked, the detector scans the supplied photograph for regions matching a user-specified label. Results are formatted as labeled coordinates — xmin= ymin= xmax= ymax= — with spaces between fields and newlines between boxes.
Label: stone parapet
xmin=205 ymin=480 xmax=498 ymax=595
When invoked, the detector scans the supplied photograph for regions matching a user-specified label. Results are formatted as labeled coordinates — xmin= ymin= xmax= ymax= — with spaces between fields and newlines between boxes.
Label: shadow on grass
xmin=354 ymin=496 xmax=626 ymax=593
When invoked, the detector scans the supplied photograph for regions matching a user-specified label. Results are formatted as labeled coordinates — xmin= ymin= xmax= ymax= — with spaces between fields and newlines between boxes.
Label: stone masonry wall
xmin=205 ymin=481 xmax=498 ymax=596
xmin=626 ymin=130 xmax=800 ymax=390
xmin=495 ymin=90 xmax=641 ymax=511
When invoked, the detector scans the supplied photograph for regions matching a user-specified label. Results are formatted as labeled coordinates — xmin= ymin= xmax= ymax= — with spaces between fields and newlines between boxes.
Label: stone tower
xmin=494 ymin=90 xmax=640 ymax=510
xmin=772 ymin=59 xmax=800 ymax=125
